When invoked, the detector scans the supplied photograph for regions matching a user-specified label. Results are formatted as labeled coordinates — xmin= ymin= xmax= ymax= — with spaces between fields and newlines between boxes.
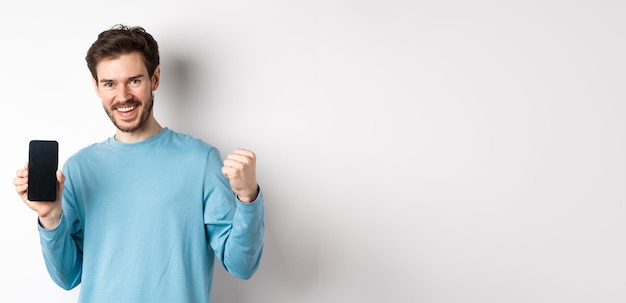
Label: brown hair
xmin=85 ymin=24 xmax=160 ymax=81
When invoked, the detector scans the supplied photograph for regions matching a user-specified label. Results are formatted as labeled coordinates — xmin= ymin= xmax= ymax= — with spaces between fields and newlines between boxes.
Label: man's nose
xmin=115 ymin=86 xmax=132 ymax=102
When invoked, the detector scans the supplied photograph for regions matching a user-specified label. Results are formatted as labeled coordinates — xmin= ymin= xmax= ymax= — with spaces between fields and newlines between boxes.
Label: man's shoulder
xmin=66 ymin=138 xmax=108 ymax=158
xmin=166 ymin=128 xmax=216 ymax=152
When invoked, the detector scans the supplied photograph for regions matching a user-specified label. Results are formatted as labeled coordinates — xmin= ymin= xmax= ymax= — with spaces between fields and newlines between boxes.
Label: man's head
xmin=86 ymin=24 xmax=160 ymax=82
xmin=86 ymin=25 xmax=161 ymax=136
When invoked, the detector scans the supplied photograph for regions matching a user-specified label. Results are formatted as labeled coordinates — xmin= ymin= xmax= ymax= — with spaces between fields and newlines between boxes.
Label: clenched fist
xmin=222 ymin=148 xmax=259 ymax=203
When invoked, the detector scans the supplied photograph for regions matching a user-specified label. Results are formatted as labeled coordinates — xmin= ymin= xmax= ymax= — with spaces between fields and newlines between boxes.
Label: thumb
xmin=56 ymin=170 xmax=65 ymax=184
xmin=56 ymin=170 xmax=65 ymax=195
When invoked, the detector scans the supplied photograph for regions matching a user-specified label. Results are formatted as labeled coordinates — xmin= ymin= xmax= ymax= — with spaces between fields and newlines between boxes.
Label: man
xmin=12 ymin=24 xmax=264 ymax=302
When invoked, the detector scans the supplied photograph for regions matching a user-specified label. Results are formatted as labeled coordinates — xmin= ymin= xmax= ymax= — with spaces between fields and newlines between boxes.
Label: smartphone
xmin=28 ymin=140 xmax=59 ymax=202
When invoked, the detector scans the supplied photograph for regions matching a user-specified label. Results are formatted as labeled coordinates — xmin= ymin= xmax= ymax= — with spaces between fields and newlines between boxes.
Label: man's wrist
xmin=237 ymin=185 xmax=260 ymax=203
xmin=39 ymin=211 xmax=62 ymax=229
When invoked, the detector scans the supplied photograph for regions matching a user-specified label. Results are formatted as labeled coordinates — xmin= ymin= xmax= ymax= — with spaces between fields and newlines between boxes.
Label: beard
xmin=104 ymin=94 xmax=154 ymax=133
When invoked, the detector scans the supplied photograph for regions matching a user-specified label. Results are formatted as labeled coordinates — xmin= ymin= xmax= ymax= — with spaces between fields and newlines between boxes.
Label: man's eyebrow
xmin=99 ymin=74 xmax=144 ymax=83
xmin=128 ymin=74 xmax=144 ymax=80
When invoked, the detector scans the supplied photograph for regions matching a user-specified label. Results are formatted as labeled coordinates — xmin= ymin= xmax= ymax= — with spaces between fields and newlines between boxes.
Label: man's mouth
xmin=117 ymin=106 xmax=135 ymax=112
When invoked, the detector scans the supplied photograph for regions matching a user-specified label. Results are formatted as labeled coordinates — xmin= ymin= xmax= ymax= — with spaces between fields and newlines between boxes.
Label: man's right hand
xmin=13 ymin=162 xmax=65 ymax=229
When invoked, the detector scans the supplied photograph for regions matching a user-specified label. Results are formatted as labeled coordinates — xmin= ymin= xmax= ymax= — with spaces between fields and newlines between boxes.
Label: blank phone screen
xmin=28 ymin=140 xmax=58 ymax=202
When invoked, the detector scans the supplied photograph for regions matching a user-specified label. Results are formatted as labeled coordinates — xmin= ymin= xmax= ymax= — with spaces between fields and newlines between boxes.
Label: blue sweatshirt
xmin=38 ymin=128 xmax=264 ymax=302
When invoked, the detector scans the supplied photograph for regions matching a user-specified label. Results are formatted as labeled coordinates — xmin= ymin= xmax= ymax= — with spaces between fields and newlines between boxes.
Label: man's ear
xmin=92 ymin=77 xmax=101 ymax=97
xmin=151 ymin=65 xmax=161 ymax=91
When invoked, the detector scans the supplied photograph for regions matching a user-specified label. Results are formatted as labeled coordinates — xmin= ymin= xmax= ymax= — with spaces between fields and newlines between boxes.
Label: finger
xmin=222 ymin=166 xmax=238 ymax=179
xmin=15 ymin=183 xmax=28 ymax=195
xmin=56 ymin=170 xmax=65 ymax=184
xmin=233 ymin=150 xmax=255 ymax=164
xmin=225 ymin=154 xmax=254 ymax=168
xmin=14 ymin=163 xmax=30 ymax=193
xmin=56 ymin=170 xmax=65 ymax=202
xmin=222 ymin=164 xmax=240 ymax=175
xmin=223 ymin=158 xmax=244 ymax=170
xmin=16 ymin=168 xmax=28 ymax=178
xmin=13 ymin=175 xmax=26 ymax=186
xmin=231 ymin=148 xmax=255 ymax=158
xmin=225 ymin=152 xmax=249 ymax=162
xmin=14 ymin=175 xmax=28 ymax=194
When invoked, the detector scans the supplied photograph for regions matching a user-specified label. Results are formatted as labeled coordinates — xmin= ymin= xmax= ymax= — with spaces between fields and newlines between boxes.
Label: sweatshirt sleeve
xmin=38 ymin=163 xmax=84 ymax=290
xmin=203 ymin=147 xmax=265 ymax=279
xmin=38 ymin=210 xmax=84 ymax=290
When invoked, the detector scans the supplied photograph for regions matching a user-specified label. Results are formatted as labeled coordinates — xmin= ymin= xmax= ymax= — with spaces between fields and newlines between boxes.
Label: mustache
xmin=113 ymin=100 xmax=140 ymax=109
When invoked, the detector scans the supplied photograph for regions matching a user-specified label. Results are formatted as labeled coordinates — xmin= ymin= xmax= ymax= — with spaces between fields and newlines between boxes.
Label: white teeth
xmin=117 ymin=106 xmax=134 ymax=112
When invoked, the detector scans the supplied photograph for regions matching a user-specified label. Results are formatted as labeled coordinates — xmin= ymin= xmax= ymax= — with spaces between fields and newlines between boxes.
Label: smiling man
xmin=12 ymin=24 xmax=265 ymax=303
xmin=96 ymin=52 xmax=159 ymax=138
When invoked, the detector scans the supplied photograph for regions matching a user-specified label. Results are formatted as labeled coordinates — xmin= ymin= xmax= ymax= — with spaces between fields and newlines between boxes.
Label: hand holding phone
xmin=27 ymin=140 xmax=59 ymax=202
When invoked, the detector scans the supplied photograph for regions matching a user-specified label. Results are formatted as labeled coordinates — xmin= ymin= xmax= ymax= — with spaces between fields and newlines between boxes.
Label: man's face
xmin=93 ymin=52 xmax=159 ymax=133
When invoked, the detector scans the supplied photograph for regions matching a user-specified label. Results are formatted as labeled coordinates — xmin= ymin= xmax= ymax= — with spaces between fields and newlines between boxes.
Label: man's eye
xmin=103 ymin=83 xmax=113 ymax=88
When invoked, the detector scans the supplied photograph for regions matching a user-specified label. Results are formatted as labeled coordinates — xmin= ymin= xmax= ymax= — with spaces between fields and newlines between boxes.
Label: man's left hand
xmin=222 ymin=148 xmax=259 ymax=203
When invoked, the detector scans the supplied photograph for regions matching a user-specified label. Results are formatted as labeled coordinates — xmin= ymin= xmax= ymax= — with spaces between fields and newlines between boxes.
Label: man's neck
xmin=114 ymin=119 xmax=164 ymax=143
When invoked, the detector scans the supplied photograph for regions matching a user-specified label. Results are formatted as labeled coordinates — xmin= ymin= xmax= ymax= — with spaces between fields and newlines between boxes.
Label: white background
xmin=1 ymin=1 xmax=624 ymax=302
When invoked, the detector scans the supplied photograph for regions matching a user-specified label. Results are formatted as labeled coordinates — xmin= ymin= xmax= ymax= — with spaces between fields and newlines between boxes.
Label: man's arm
xmin=205 ymin=148 xmax=265 ymax=279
